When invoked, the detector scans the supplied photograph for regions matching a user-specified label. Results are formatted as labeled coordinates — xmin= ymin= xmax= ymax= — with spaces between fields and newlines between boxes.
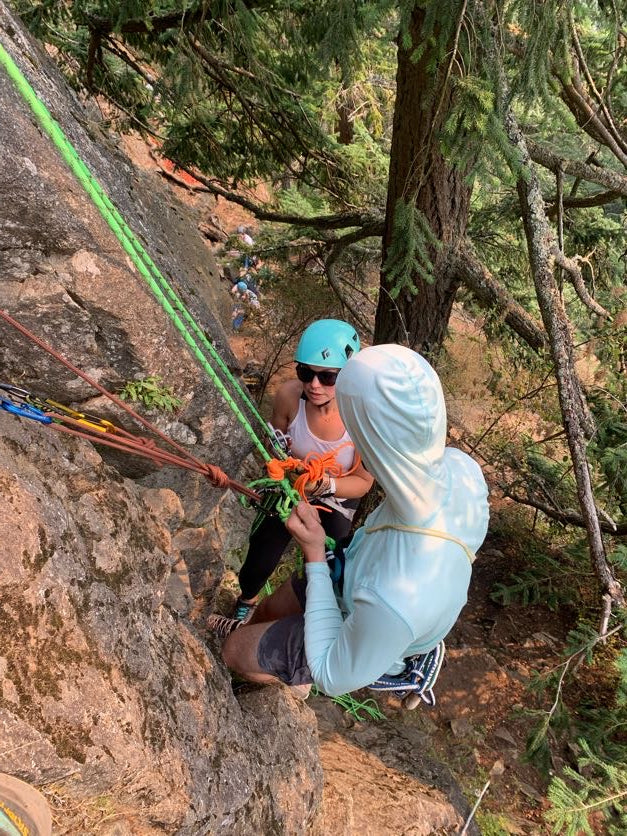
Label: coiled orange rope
xmin=265 ymin=442 xmax=361 ymax=501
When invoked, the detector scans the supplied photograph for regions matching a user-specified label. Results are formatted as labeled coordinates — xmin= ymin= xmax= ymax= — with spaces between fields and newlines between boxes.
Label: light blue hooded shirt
xmin=303 ymin=344 xmax=489 ymax=696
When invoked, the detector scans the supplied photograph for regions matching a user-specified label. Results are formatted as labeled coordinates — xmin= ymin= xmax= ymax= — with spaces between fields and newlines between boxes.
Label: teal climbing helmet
xmin=294 ymin=319 xmax=360 ymax=369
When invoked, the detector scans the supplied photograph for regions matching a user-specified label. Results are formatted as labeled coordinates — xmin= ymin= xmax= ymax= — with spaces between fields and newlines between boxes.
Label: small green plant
xmin=310 ymin=686 xmax=386 ymax=722
xmin=119 ymin=376 xmax=182 ymax=413
xmin=545 ymin=739 xmax=627 ymax=835
xmin=475 ymin=811 xmax=513 ymax=836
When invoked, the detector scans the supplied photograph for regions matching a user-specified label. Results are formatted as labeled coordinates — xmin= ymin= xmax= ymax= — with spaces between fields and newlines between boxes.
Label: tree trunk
xmin=374 ymin=6 xmax=472 ymax=354
xmin=335 ymin=66 xmax=355 ymax=145
xmin=503 ymin=100 xmax=624 ymax=612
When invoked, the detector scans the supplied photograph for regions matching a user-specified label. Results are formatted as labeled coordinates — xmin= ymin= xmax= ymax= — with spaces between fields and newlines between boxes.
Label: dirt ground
xmin=123 ymin=137 xmax=581 ymax=833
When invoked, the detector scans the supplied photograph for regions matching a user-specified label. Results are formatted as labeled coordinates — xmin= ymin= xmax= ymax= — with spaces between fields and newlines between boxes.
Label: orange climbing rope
xmin=265 ymin=442 xmax=361 ymax=501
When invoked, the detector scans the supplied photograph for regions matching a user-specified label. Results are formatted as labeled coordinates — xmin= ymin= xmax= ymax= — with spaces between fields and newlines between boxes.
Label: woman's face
xmin=296 ymin=364 xmax=340 ymax=405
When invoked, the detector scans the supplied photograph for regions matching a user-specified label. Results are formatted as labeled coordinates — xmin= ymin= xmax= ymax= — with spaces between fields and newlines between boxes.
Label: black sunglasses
xmin=296 ymin=363 xmax=339 ymax=386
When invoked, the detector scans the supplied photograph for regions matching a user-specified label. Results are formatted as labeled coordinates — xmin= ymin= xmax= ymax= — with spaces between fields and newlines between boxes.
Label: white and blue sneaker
xmin=367 ymin=641 xmax=446 ymax=707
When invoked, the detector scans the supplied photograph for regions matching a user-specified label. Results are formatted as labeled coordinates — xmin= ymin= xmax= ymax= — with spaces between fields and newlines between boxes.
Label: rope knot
xmin=203 ymin=464 xmax=231 ymax=489
xmin=265 ymin=443 xmax=359 ymax=501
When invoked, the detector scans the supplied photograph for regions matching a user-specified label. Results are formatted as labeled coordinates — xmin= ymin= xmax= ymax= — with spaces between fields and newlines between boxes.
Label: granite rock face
xmin=0 ymin=399 xmax=322 ymax=834
xmin=0 ymin=1 xmax=246 ymax=524
xmin=0 ymin=5 xmax=323 ymax=832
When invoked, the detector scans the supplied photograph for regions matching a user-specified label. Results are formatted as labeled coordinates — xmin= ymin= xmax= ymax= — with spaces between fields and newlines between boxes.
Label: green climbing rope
xmin=0 ymin=40 xmax=307 ymax=520
xmin=0 ymin=41 xmax=279 ymax=463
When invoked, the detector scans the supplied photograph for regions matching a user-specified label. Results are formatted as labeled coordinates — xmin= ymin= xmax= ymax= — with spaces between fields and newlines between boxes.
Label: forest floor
xmin=123 ymin=136 xmax=586 ymax=833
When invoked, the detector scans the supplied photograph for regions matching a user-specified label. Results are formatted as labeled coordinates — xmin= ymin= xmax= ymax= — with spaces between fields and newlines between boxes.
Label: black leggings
xmin=238 ymin=503 xmax=355 ymax=600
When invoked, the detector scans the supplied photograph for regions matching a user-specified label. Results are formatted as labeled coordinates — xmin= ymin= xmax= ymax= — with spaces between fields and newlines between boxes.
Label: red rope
xmin=0 ymin=309 xmax=260 ymax=500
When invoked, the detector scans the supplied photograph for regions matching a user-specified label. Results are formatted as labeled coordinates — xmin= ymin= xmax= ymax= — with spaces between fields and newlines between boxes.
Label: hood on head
xmin=336 ymin=344 xmax=448 ymax=522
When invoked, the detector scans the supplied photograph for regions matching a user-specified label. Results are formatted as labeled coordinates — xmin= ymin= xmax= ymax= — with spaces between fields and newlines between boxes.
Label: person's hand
xmin=287 ymin=467 xmax=335 ymax=498
xmin=285 ymin=501 xmax=326 ymax=562
xmin=304 ymin=474 xmax=336 ymax=498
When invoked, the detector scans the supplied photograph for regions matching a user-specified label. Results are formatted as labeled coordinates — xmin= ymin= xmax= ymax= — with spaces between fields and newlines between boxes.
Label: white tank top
xmin=288 ymin=399 xmax=355 ymax=472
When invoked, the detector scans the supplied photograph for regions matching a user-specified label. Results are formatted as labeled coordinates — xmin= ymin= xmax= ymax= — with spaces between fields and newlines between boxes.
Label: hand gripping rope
xmin=265 ymin=442 xmax=361 ymax=504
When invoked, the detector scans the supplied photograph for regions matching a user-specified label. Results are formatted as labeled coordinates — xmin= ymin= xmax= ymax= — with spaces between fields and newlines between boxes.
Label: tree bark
xmin=374 ymin=6 xmax=473 ymax=354
xmin=448 ymin=242 xmax=549 ymax=352
xmin=503 ymin=106 xmax=624 ymax=610
xmin=527 ymin=139 xmax=627 ymax=198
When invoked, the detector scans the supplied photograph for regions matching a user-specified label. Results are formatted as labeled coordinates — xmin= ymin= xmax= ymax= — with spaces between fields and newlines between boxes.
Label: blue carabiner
xmin=0 ymin=398 xmax=53 ymax=424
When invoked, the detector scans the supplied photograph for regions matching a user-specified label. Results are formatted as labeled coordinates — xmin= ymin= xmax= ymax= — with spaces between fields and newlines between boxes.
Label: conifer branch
xmin=501 ymin=489 xmax=626 ymax=536
xmin=509 ymin=23 xmax=627 ymax=166
xmin=103 ymin=37 xmax=157 ymax=87
xmin=324 ymin=259 xmax=374 ymax=337
xmin=547 ymin=189 xmax=621 ymax=217
xmin=85 ymin=29 xmax=102 ymax=90
xmin=322 ymin=223 xmax=383 ymax=335
xmin=552 ymin=249 xmax=612 ymax=320
xmin=181 ymin=38 xmax=349 ymax=202
xmin=527 ymin=140 xmax=627 ymax=198
xmin=558 ymin=73 xmax=627 ymax=168
xmin=448 ymin=242 xmax=548 ymax=352
xmin=80 ymin=4 xmax=264 ymax=37
xmin=187 ymin=38 xmax=302 ymax=100
xmin=568 ymin=11 xmax=627 ymax=158
xmin=490 ymin=17 xmax=625 ymax=609
xmin=172 ymin=161 xmax=384 ymax=230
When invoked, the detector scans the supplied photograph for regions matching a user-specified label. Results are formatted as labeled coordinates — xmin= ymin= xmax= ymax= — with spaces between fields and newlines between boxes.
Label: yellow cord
xmin=364 ymin=523 xmax=475 ymax=564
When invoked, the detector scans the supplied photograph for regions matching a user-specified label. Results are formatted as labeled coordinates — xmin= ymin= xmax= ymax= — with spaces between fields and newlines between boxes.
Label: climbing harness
xmin=367 ymin=641 xmax=446 ymax=709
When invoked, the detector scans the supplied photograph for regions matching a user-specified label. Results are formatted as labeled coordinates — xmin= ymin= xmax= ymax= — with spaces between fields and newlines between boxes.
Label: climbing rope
xmin=0 ymin=45 xmax=351 ymax=529
xmin=265 ymin=442 xmax=361 ymax=502
xmin=0 ymin=41 xmax=282 ymax=464
xmin=0 ymin=382 xmax=264 ymax=497
xmin=0 ymin=312 xmax=263 ymax=501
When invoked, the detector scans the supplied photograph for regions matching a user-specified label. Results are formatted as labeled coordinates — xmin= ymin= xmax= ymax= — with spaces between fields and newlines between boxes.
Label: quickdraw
xmin=0 ymin=386 xmax=52 ymax=424
xmin=0 ymin=383 xmax=109 ymax=431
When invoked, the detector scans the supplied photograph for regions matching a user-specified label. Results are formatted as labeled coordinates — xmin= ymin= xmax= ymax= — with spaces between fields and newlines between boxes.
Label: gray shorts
xmin=256 ymin=574 xmax=312 ymax=686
